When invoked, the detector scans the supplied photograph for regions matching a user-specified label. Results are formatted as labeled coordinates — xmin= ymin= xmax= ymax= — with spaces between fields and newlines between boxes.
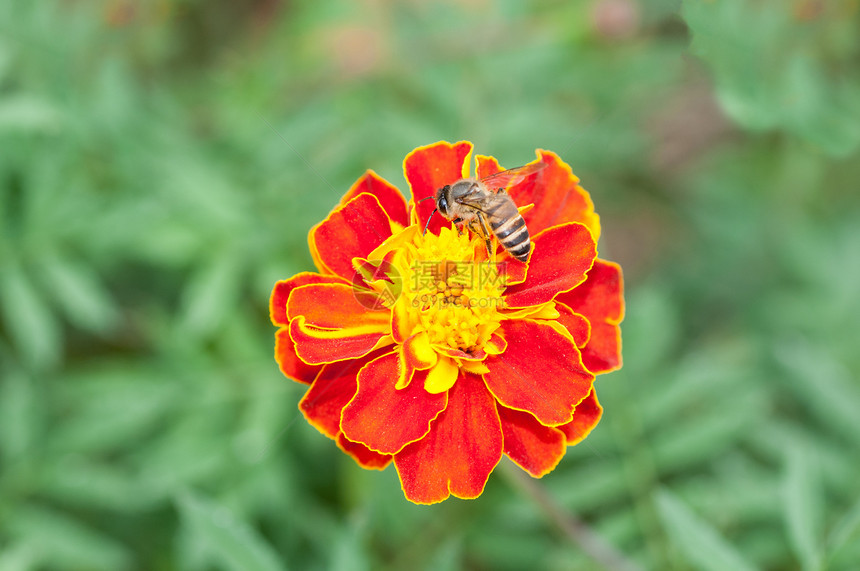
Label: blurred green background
xmin=2 ymin=0 xmax=860 ymax=569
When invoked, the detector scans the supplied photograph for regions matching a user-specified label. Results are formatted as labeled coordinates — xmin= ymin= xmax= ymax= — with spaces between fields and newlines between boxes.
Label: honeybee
xmin=424 ymin=162 xmax=546 ymax=262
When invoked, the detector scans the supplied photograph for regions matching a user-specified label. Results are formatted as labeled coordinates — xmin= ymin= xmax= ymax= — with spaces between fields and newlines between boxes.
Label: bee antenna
xmin=418 ymin=196 xmax=435 ymax=203
xmin=423 ymin=209 xmax=437 ymax=236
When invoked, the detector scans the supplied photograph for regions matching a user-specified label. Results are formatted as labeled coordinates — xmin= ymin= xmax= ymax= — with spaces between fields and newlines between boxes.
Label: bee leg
xmin=423 ymin=208 xmax=439 ymax=235
xmin=476 ymin=212 xmax=494 ymax=259
xmin=452 ymin=217 xmax=464 ymax=235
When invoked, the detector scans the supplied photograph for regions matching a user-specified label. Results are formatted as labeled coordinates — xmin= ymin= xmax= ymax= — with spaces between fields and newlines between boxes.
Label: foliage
xmin=1 ymin=0 xmax=859 ymax=569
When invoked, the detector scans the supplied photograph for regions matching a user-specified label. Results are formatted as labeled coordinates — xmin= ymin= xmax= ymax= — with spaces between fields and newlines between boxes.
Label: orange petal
xmin=340 ymin=170 xmax=409 ymax=228
xmin=499 ymin=301 xmax=557 ymax=321
xmin=390 ymin=289 xmax=414 ymax=344
xmin=460 ymin=360 xmax=490 ymax=375
xmin=498 ymin=405 xmax=566 ymax=477
xmin=401 ymin=332 xmax=437 ymax=375
xmin=507 ymin=150 xmax=601 ymax=240
xmin=432 ymin=345 xmax=488 ymax=362
xmin=275 ymin=328 xmax=322 ymax=384
xmin=483 ymin=320 xmax=594 ymax=426
xmin=404 ymin=141 xmax=473 ymax=236
xmin=557 ymin=259 xmax=624 ymax=374
xmin=337 ymin=433 xmax=392 ymax=470
xmin=341 ymin=352 xmax=448 ymax=454
xmin=485 ymin=333 xmax=507 ymax=355
xmin=503 ymin=223 xmax=596 ymax=308
xmin=556 ymin=388 xmax=603 ymax=446
xmin=556 ymin=302 xmax=591 ymax=348
xmin=423 ymin=355 xmax=459 ymax=393
xmin=290 ymin=316 xmax=390 ymax=365
xmin=309 ymin=193 xmax=394 ymax=280
xmin=270 ymin=272 xmax=345 ymax=326
xmin=394 ymin=373 xmax=503 ymax=504
xmin=287 ymin=283 xmax=389 ymax=329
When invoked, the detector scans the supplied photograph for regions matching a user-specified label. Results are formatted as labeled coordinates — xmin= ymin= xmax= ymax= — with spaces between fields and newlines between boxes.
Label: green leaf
xmin=52 ymin=367 xmax=178 ymax=454
xmin=0 ymin=95 xmax=62 ymax=134
xmin=0 ymin=369 xmax=40 ymax=461
xmin=4 ymin=505 xmax=131 ymax=571
xmin=0 ymin=41 xmax=12 ymax=81
xmin=682 ymin=0 xmax=860 ymax=156
xmin=650 ymin=389 xmax=762 ymax=472
xmin=136 ymin=415 xmax=230 ymax=491
xmin=175 ymin=490 xmax=287 ymax=571
xmin=749 ymin=422 xmax=858 ymax=510
xmin=783 ymin=53 xmax=860 ymax=157
xmin=0 ymin=262 xmax=61 ymax=371
xmin=35 ymin=253 xmax=119 ymax=334
xmin=0 ymin=542 xmax=39 ymax=571
xmin=39 ymin=457 xmax=163 ymax=512
xmin=330 ymin=519 xmax=371 ymax=571
xmin=783 ymin=443 xmax=823 ymax=571
xmin=422 ymin=538 xmax=463 ymax=571
xmin=826 ymin=497 xmax=860 ymax=564
xmin=178 ymin=254 xmax=243 ymax=338
xmin=656 ymin=489 xmax=757 ymax=571
xmin=618 ymin=286 xmax=679 ymax=374
xmin=773 ymin=340 xmax=860 ymax=447
xmin=550 ymin=461 xmax=629 ymax=512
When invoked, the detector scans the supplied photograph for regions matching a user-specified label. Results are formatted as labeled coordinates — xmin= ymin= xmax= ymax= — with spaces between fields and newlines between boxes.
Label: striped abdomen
xmin=485 ymin=197 xmax=530 ymax=262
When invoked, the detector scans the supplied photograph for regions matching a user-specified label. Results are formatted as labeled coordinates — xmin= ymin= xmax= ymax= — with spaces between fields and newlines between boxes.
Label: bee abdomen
xmin=491 ymin=213 xmax=530 ymax=262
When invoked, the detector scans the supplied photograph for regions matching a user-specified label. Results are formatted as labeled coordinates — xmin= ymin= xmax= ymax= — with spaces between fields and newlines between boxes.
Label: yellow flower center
xmin=403 ymin=227 xmax=505 ymax=353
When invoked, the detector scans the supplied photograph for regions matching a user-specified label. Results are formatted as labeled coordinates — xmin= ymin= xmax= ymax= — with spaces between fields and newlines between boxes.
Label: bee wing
xmin=479 ymin=162 xmax=546 ymax=192
xmin=453 ymin=192 xmax=487 ymax=209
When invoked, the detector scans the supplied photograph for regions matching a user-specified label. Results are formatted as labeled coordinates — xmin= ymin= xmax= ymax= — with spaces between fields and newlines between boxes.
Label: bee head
xmin=436 ymin=185 xmax=451 ymax=216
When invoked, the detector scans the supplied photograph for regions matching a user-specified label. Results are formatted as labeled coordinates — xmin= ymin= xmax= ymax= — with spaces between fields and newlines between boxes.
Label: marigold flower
xmin=270 ymin=141 xmax=623 ymax=504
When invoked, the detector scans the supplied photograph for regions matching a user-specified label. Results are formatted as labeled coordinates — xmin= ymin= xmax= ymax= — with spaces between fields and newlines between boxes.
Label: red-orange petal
xmin=298 ymin=359 xmax=364 ymax=439
xmin=287 ymin=282 xmax=390 ymax=365
xmin=404 ymin=141 xmax=473 ymax=236
xmin=394 ymin=372 xmax=503 ymax=504
xmin=309 ymin=193 xmax=394 ymax=280
xmin=557 ymin=259 xmax=624 ymax=374
xmin=341 ymin=352 xmax=448 ymax=454
xmin=337 ymin=433 xmax=392 ymax=470
xmin=556 ymin=388 xmax=603 ymax=446
xmin=340 ymin=170 xmax=409 ymax=228
xmin=499 ymin=253 xmax=529 ymax=285
xmin=498 ymin=405 xmax=567 ymax=477
xmin=483 ymin=319 xmax=594 ymax=426
xmin=298 ymin=355 xmax=393 ymax=469
xmin=275 ymin=328 xmax=323 ymax=384
xmin=270 ymin=272 xmax=345 ymax=326
xmin=475 ymin=154 xmax=503 ymax=180
xmin=503 ymin=223 xmax=596 ymax=308
xmin=506 ymin=150 xmax=601 ymax=240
